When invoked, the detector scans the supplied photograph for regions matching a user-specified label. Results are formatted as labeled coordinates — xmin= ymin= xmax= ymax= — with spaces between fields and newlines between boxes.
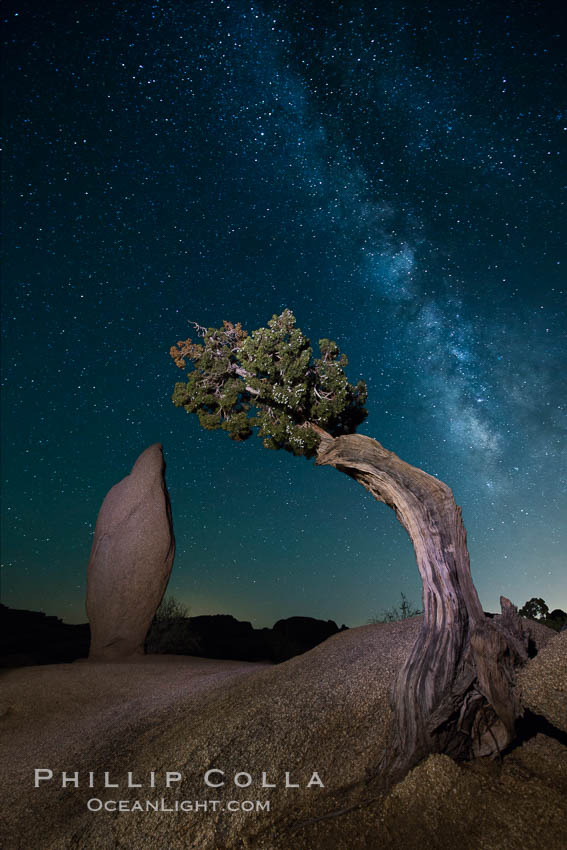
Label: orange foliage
xmin=169 ymin=339 xmax=203 ymax=369
xmin=169 ymin=321 xmax=247 ymax=369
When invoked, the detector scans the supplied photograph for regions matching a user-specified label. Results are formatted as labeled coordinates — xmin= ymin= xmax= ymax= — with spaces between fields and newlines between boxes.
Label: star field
xmin=2 ymin=0 xmax=566 ymax=626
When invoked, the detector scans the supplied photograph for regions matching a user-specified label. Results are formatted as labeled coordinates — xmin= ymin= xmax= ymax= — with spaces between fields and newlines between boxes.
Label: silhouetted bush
xmin=368 ymin=592 xmax=422 ymax=624
xmin=154 ymin=595 xmax=189 ymax=621
xmin=145 ymin=617 xmax=202 ymax=655
xmin=517 ymin=598 xmax=567 ymax=632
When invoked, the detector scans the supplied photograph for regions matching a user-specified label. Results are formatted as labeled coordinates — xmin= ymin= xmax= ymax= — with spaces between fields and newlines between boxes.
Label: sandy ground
xmin=1 ymin=619 xmax=565 ymax=850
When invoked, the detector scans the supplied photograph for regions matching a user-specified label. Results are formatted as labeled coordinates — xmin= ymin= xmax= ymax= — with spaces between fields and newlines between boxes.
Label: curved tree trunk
xmin=313 ymin=429 xmax=529 ymax=784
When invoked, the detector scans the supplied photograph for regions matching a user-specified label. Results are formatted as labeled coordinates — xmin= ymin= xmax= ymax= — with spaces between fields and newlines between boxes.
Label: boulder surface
xmin=2 ymin=618 xmax=566 ymax=849
xmin=517 ymin=630 xmax=567 ymax=732
xmin=86 ymin=443 xmax=175 ymax=660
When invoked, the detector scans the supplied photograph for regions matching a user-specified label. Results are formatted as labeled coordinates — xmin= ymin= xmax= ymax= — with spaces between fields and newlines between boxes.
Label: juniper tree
xmin=170 ymin=310 xmax=368 ymax=454
xmin=170 ymin=310 xmax=530 ymax=785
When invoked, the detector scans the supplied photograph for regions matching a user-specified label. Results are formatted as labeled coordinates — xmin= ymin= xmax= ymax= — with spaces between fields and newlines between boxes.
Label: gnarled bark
xmin=313 ymin=429 xmax=529 ymax=783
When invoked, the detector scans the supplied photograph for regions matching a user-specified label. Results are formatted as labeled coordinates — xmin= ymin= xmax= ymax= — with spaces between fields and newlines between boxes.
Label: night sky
xmin=2 ymin=0 xmax=566 ymax=628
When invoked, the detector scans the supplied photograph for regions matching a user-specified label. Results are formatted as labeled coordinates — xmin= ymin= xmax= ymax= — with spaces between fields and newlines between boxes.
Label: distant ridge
xmin=0 ymin=604 xmax=90 ymax=667
xmin=0 ymin=605 xmax=347 ymax=668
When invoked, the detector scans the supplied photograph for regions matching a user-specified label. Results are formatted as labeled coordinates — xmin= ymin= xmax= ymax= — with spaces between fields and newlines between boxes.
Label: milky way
xmin=2 ymin=0 xmax=566 ymax=626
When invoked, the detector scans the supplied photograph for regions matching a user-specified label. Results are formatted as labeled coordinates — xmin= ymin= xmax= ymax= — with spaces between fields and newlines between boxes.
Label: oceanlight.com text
xmin=86 ymin=798 xmax=270 ymax=813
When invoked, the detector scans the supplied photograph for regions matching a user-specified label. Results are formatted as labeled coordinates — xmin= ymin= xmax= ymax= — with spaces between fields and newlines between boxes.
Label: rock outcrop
xmin=271 ymin=615 xmax=344 ymax=661
xmin=86 ymin=443 xmax=175 ymax=660
xmin=0 ymin=605 xmax=90 ymax=667
xmin=145 ymin=613 xmax=345 ymax=662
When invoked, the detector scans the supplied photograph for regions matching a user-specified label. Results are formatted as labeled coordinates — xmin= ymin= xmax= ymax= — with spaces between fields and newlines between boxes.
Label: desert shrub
xmin=368 ymin=592 xmax=422 ymax=624
xmin=154 ymin=595 xmax=189 ymax=621
xmin=146 ymin=595 xmax=201 ymax=654
xmin=146 ymin=619 xmax=202 ymax=655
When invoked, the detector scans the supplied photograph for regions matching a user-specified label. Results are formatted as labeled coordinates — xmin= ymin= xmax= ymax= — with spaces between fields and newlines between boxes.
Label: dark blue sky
xmin=2 ymin=0 xmax=566 ymax=627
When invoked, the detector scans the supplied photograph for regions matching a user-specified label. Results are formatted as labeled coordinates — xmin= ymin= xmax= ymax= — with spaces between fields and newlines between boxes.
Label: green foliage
xmin=170 ymin=310 xmax=368 ymax=458
xmin=368 ymin=592 xmax=422 ymax=624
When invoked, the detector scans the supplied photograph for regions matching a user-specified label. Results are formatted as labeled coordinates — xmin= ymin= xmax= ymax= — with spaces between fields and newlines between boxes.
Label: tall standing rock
xmin=86 ymin=443 xmax=175 ymax=660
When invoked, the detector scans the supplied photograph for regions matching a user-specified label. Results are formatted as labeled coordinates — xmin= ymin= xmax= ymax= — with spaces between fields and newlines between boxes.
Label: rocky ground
xmin=0 ymin=617 xmax=565 ymax=850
